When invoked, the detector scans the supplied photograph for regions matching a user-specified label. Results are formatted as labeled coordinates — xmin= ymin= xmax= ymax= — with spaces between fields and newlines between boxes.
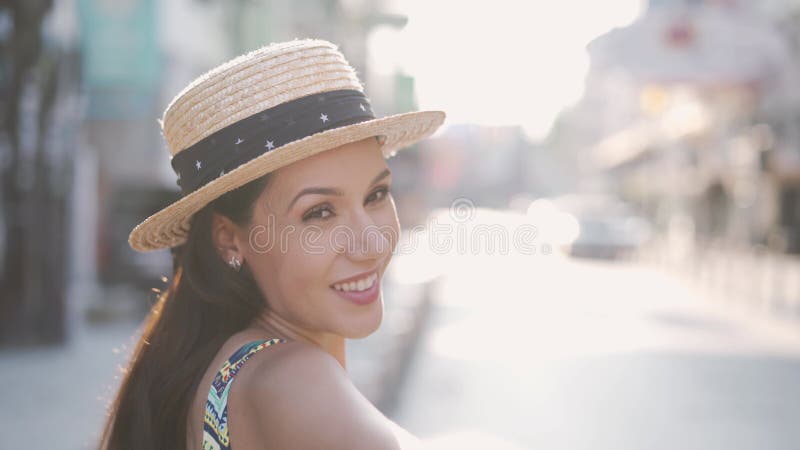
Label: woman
xmin=98 ymin=39 xmax=445 ymax=450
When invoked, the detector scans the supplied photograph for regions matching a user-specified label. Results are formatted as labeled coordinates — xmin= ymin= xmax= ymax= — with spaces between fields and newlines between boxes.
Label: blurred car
xmin=529 ymin=194 xmax=653 ymax=260
xmin=566 ymin=214 xmax=652 ymax=259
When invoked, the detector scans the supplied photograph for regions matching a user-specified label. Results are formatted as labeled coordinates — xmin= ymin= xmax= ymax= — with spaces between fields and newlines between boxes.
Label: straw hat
xmin=128 ymin=39 xmax=445 ymax=252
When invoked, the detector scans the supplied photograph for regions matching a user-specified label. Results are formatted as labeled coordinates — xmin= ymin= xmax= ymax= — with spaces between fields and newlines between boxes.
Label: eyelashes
xmin=301 ymin=185 xmax=391 ymax=222
xmin=302 ymin=203 xmax=333 ymax=222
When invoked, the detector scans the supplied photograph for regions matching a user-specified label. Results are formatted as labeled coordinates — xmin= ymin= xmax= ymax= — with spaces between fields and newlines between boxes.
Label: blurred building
xmin=549 ymin=0 xmax=800 ymax=254
xmin=413 ymin=125 xmax=533 ymax=209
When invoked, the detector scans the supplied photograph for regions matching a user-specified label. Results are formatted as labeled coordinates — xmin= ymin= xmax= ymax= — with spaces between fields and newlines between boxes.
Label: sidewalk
xmin=637 ymin=240 xmax=800 ymax=330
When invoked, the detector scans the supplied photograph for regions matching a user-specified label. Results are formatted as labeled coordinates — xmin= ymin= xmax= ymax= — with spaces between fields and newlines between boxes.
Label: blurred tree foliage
xmin=0 ymin=0 xmax=75 ymax=346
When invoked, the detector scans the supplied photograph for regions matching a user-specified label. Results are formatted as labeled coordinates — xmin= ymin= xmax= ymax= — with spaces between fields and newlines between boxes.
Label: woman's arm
xmin=243 ymin=341 xmax=408 ymax=450
xmin=387 ymin=418 xmax=427 ymax=450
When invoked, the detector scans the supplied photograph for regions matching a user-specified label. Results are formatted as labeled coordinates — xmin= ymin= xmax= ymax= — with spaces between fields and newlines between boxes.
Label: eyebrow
xmin=286 ymin=168 xmax=392 ymax=213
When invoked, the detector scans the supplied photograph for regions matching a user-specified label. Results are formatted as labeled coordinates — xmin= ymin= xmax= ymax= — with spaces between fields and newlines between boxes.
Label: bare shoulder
xmin=238 ymin=340 xmax=408 ymax=450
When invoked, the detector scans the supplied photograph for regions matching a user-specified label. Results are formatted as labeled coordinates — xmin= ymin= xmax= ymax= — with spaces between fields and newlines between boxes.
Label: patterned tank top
xmin=202 ymin=338 xmax=286 ymax=450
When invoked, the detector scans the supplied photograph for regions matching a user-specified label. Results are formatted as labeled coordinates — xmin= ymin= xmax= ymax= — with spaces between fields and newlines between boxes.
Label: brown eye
xmin=303 ymin=204 xmax=334 ymax=222
xmin=367 ymin=186 xmax=390 ymax=204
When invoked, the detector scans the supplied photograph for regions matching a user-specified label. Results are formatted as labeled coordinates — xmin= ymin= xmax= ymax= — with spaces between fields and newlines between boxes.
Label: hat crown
xmin=162 ymin=39 xmax=364 ymax=157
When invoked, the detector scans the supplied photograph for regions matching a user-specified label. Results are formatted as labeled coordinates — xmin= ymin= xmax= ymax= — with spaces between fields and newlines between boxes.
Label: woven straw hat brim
xmin=128 ymin=109 xmax=445 ymax=252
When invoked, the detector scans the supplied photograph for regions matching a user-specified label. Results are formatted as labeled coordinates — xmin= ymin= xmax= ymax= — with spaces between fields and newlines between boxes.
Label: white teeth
xmin=333 ymin=273 xmax=377 ymax=292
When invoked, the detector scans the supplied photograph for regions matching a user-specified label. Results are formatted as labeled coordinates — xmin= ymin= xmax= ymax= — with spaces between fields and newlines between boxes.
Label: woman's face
xmin=233 ymin=137 xmax=400 ymax=340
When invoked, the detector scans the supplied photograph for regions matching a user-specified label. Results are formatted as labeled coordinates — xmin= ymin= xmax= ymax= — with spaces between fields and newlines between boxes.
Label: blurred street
xmin=391 ymin=251 xmax=800 ymax=450
xmin=5 ymin=1 xmax=800 ymax=449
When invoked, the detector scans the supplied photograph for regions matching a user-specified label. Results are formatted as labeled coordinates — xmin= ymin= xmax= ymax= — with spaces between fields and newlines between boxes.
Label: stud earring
xmin=228 ymin=255 xmax=242 ymax=272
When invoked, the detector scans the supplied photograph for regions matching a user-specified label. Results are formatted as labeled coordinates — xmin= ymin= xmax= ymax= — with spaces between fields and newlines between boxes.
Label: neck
xmin=248 ymin=311 xmax=347 ymax=370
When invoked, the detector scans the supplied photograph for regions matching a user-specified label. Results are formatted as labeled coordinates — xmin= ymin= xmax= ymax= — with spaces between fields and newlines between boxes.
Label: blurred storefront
xmin=551 ymin=0 xmax=800 ymax=255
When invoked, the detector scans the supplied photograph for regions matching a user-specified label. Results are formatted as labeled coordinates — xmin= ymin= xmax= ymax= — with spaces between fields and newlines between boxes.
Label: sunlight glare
xmin=375 ymin=0 xmax=643 ymax=140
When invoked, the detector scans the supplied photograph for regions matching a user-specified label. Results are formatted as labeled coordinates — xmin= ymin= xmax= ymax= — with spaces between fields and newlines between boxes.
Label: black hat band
xmin=170 ymin=89 xmax=376 ymax=196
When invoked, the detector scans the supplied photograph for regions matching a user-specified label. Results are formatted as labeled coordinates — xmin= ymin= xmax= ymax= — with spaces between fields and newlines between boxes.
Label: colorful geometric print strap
xmin=202 ymin=338 xmax=286 ymax=450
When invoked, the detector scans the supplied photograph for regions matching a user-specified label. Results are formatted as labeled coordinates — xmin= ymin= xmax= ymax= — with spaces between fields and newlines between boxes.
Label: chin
xmin=343 ymin=298 xmax=384 ymax=339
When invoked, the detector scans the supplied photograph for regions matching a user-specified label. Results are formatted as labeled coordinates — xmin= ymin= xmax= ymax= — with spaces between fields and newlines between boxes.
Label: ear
xmin=211 ymin=212 xmax=245 ymax=266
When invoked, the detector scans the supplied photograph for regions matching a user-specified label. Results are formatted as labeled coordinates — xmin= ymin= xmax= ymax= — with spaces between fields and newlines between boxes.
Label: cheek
xmin=247 ymin=241 xmax=335 ymax=303
xmin=279 ymin=235 xmax=337 ymax=289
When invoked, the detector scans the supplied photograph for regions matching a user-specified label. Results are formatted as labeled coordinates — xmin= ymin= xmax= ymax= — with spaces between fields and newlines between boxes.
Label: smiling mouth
xmin=330 ymin=271 xmax=379 ymax=292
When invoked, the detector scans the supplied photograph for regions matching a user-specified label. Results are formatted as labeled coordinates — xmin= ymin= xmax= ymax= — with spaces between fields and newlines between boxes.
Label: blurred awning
xmin=593 ymin=122 xmax=658 ymax=170
xmin=593 ymin=96 xmax=711 ymax=169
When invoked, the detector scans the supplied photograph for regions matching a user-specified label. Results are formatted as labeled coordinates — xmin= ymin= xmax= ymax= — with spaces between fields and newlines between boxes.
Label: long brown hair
xmin=98 ymin=173 xmax=272 ymax=450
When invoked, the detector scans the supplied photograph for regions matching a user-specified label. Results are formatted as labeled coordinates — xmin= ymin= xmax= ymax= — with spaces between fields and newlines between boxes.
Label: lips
xmin=329 ymin=267 xmax=383 ymax=306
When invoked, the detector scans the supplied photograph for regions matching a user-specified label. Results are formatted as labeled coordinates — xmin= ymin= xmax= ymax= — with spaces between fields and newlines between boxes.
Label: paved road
xmin=391 ymin=252 xmax=800 ymax=450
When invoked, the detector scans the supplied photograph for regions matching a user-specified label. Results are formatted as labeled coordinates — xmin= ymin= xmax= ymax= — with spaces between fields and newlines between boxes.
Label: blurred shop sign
xmin=394 ymin=72 xmax=416 ymax=114
xmin=77 ymin=0 xmax=160 ymax=119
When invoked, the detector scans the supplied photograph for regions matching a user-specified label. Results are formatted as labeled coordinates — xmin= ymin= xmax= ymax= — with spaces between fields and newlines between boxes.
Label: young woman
xmin=98 ymin=39 xmax=445 ymax=450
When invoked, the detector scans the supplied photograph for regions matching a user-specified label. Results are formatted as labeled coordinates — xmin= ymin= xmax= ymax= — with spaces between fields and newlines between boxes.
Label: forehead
xmin=265 ymin=137 xmax=388 ymax=202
